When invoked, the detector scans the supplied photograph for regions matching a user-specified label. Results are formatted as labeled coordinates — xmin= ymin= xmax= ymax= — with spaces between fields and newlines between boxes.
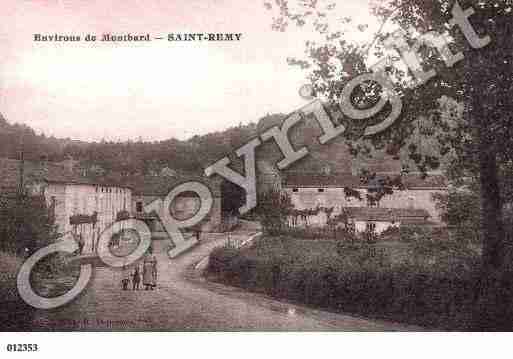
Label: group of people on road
xmin=121 ymin=250 xmax=158 ymax=291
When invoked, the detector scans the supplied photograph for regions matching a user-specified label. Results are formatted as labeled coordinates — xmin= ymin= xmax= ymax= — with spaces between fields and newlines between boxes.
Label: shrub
xmin=0 ymin=194 xmax=57 ymax=256
xmin=268 ymin=225 xmax=357 ymax=241
xmin=207 ymin=236 xmax=481 ymax=330
xmin=0 ymin=251 xmax=36 ymax=330
xmin=207 ymin=244 xmax=246 ymax=276
xmin=380 ymin=226 xmax=400 ymax=238
xmin=399 ymin=225 xmax=433 ymax=243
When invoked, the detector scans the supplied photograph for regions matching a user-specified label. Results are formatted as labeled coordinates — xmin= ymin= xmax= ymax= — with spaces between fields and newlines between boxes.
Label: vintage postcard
xmin=1 ymin=0 xmax=512 ymax=356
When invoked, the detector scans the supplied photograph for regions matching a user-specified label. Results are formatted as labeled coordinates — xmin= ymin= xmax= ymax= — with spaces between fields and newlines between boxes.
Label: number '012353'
xmin=6 ymin=344 xmax=39 ymax=352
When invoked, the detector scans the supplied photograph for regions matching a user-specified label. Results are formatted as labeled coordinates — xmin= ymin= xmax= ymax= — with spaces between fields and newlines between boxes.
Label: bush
xmin=207 ymin=236 xmax=481 ymax=330
xmin=0 ymin=194 xmax=80 ymax=308
xmin=268 ymin=225 xmax=356 ymax=241
xmin=208 ymin=245 xmax=240 ymax=274
xmin=380 ymin=226 xmax=400 ymax=238
xmin=0 ymin=251 xmax=36 ymax=330
xmin=450 ymin=225 xmax=481 ymax=244
xmin=0 ymin=194 xmax=57 ymax=256
xmin=399 ymin=225 xmax=433 ymax=243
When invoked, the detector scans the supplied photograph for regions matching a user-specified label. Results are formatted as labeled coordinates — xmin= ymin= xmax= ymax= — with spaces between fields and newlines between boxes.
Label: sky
xmin=0 ymin=0 xmax=375 ymax=141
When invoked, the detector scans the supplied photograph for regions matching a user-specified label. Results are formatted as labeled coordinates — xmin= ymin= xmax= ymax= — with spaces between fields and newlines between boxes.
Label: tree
xmin=254 ymin=190 xmax=294 ymax=234
xmin=0 ymin=194 xmax=58 ymax=255
xmin=433 ymin=186 xmax=481 ymax=243
xmin=265 ymin=0 xmax=513 ymax=329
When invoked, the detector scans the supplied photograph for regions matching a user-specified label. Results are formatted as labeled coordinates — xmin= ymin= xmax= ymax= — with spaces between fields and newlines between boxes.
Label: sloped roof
xmin=401 ymin=174 xmax=447 ymax=188
xmin=282 ymin=172 xmax=447 ymax=189
xmin=0 ymin=158 xmax=224 ymax=197
xmin=283 ymin=173 xmax=362 ymax=188
xmin=343 ymin=207 xmax=430 ymax=222
xmin=0 ymin=158 xmax=131 ymax=191
xmin=127 ymin=174 xmax=222 ymax=197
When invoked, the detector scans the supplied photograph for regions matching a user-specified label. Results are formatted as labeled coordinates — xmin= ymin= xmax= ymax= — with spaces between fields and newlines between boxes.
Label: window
xmin=366 ymin=222 xmax=377 ymax=232
xmin=366 ymin=196 xmax=379 ymax=208
xmin=292 ymin=188 xmax=299 ymax=193
xmin=136 ymin=201 xmax=143 ymax=213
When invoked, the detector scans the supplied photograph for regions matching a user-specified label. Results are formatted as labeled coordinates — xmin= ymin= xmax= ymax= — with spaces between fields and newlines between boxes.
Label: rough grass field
xmin=0 ymin=251 xmax=24 ymax=302
xmin=0 ymin=251 xmax=35 ymax=330
xmin=30 ymin=253 xmax=81 ymax=299
xmin=1 ymin=251 xmax=80 ymax=313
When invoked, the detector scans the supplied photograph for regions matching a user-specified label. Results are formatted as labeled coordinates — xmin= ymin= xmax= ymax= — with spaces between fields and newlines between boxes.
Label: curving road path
xmin=30 ymin=223 xmax=420 ymax=331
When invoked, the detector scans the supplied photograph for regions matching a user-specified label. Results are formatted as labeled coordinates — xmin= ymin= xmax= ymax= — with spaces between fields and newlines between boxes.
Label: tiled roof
xmin=283 ymin=173 xmax=362 ymax=188
xmin=343 ymin=207 xmax=430 ymax=222
xmin=401 ymin=174 xmax=448 ymax=188
xmin=127 ymin=175 xmax=222 ymax=197
xmin=0 ymin=158 xmax=222 ymax=197
xmin=282 ymin=172 xmax=447 ymax=189
xmin=0 ymin=158 xmax=131 ymax=191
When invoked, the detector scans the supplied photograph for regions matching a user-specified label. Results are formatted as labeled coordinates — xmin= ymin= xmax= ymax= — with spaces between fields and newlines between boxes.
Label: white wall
xmin=46 ymin=183 xmax=132 ymax=252
xmin=284 ymin=186 xmax=445 ymax=222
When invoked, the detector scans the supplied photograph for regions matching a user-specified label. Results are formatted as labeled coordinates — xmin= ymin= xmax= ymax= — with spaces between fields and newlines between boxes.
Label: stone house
xmin=129 ymin=175 xmax=231 ymax=236
xmin=0 ymin=157 xmax=132 ymax=253
xmin=341 ymin=207 xmax=430 ymax=234
xmin=282 ymin=172 xmax=447 ymax=232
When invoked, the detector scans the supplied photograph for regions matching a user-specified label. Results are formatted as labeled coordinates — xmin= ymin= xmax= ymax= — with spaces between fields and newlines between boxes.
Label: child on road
xmin=131 ymin=266 xmax=141 ymax=290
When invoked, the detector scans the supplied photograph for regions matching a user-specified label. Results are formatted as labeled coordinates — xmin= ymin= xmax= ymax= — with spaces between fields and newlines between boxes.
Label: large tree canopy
xmin=266 ymin=0 xmax=511 ymax=172
xmin=265 ymin=0 xmax=513 ymax=329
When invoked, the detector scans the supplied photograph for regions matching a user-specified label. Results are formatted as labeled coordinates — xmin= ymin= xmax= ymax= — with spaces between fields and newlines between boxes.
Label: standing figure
xmin=121 ymin=277 xmax=130 ymax=290
xmin=131 ymin=266 xmax=141 ymax=290
xmin=151 ymin=257 xmax=158 ymax=290
xmin=142 ymin=255 xmax=156 ymax=290
xmin=77 ymin=234 xmax=85 ymax=255
xmin=121 ymin=265 xmax=130 ymax=290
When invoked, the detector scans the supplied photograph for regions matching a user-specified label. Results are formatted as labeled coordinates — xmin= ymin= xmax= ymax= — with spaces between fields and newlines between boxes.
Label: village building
xmin=0 ymin=155 xmax=244 ymax=255
xmin=0 ymin=157 xmax=132 ymax=253
xmin=281 ymin=172 xmax=447 ymax=233
xmin=344 ymin=207 xmax=431 ymax=234
xmin=129 ymin=175 xmax=239 ymax=236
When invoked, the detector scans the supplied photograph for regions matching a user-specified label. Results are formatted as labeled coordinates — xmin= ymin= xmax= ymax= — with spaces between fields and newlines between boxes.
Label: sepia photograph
xmin=0 ymin=0 xmax=512 ymax=356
